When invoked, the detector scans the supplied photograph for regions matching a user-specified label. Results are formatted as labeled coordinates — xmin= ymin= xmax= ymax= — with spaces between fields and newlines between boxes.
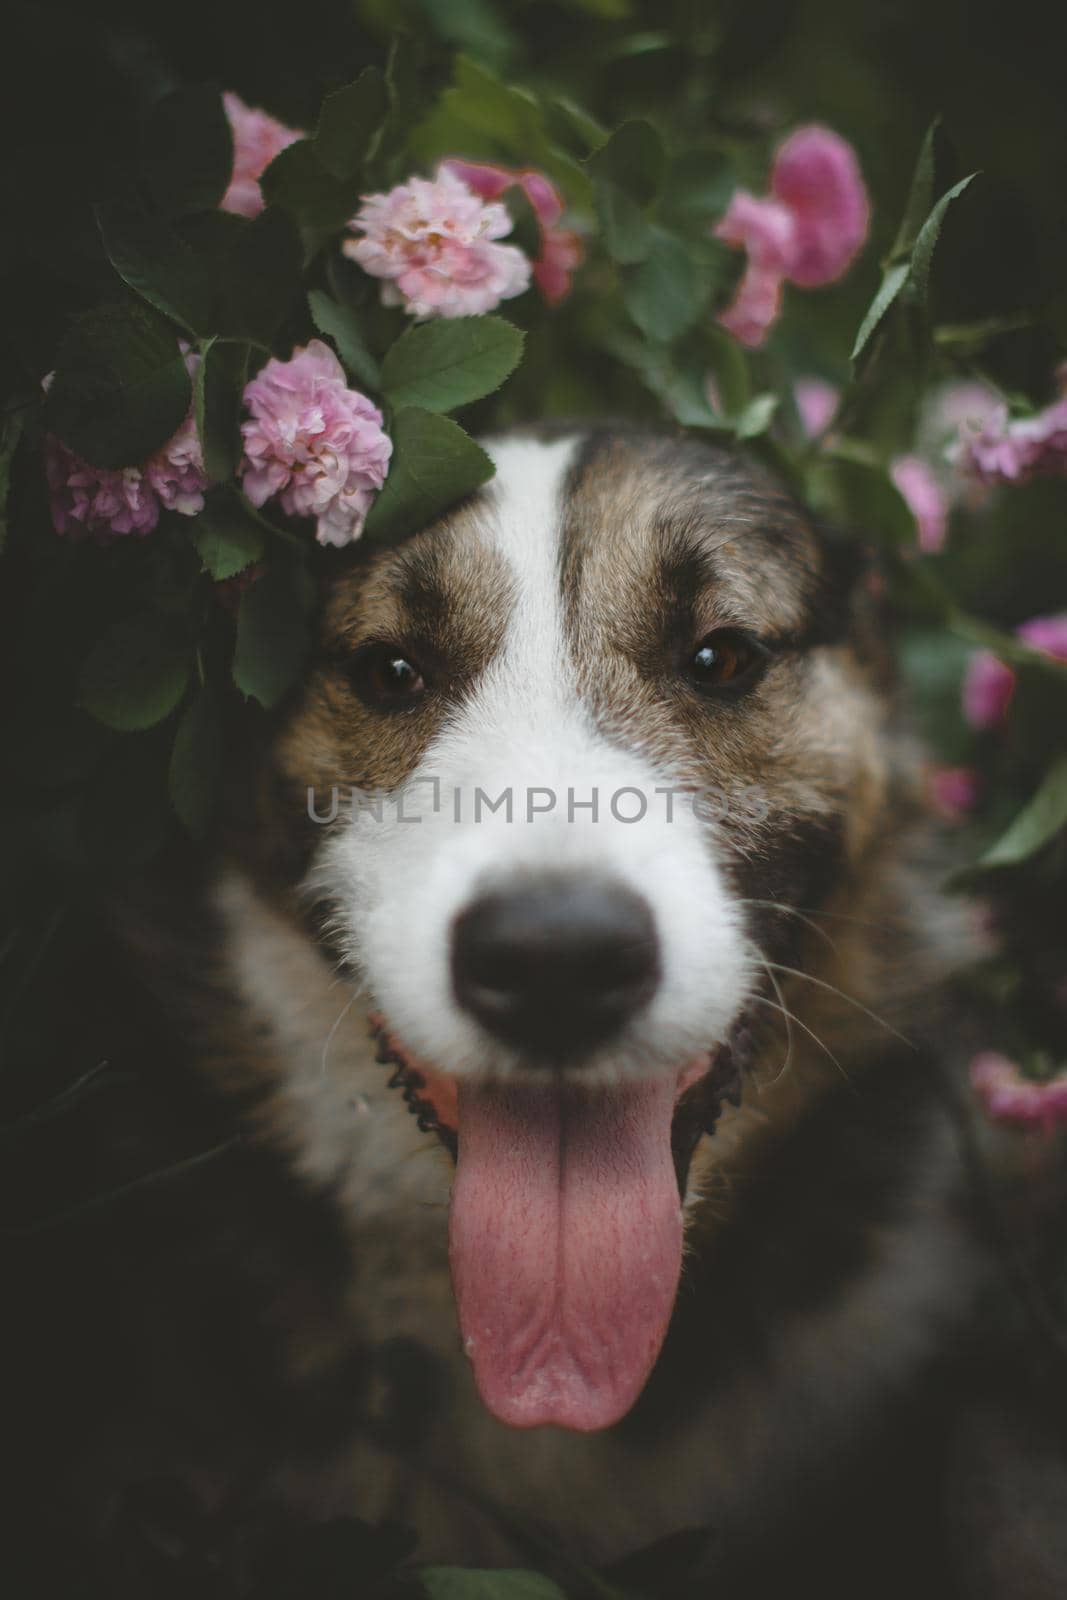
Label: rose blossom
xmin=344 ymin=164 xmax=531 ymax=319
xmin=45 ymin=439 xmax=162 ymax=539
xmin=441 ymin=159 xmax=583 ymax=305
xmin=45 ymin=355 xmax=207 ymax=541
xmin=239 ymin=340 xmax=392 ymax=547
xmin=952 ymin=380 xmax=1067 ymax=487
xmin=962 ymin=612 xmax=1067 ymax=729
xmin=925 ymin=764 xmax=979 ymax=821
xmin=794 ymin=376 xmax=840 ymax=439
xmin=890 ymin=454 xmax=949 ymax=554
xmin=714 ymin=126 xmax=869 ymax=348
xmin=221 ymin=91 xmax=303 ymax=219
xmin=970 ymin=1051 xmax=1067 ymax=1133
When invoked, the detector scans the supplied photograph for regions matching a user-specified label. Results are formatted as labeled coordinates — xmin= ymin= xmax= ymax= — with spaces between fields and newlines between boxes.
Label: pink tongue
xmin=449 ymin=1077 xmax=683 ymax=1431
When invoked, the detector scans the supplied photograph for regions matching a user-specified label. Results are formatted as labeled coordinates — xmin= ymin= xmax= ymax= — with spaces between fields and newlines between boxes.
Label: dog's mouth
xmin=369 ymin=1014 xmax=744 ymax=1432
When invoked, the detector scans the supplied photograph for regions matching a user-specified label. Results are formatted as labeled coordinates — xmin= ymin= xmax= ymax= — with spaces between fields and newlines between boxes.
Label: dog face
xmin=267 ymin=427 xmax=888 ymax=1432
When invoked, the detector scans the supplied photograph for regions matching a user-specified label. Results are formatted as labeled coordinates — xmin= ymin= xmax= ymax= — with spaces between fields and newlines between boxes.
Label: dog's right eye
xmin=347 ymin=643 xmax=427 ymax=710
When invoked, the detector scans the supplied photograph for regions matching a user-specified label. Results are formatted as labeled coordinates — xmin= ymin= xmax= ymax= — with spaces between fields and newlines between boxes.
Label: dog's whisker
xmin=747 ymin=993 xmax=851 ymax=1085
xmin=764 ymin=961 xmax=913 ymax=1048
xmin=746 ymin=946 xmax=795 ymax=1086
xmin=738 ymin=897 xmax=838 ymax=953
xmin=320 ymin=988 xmax=360 ymax=1077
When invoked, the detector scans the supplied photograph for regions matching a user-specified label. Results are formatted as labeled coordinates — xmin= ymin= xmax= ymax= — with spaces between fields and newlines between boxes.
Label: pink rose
xmin=239 ymin=340 xmax=392 ymax=547
xmin=925 ymin=764 xmax=979 ymax=821
xmin=442 ymin=159 xmax=583 ymax=306
xmin=44 ymin=353 xmax=207 ymax=542
xmin=345 ymin=165 xmax=532 ymax=320
xmin=45 ymin=440 xmax=161 ymax=540
xmin=221 ymin=91 xmax=303 ymax=219
xmin=970 ymin=1052 xmax=1067 ymax=1133
xmin=890 ymin=454 xmax=949 ymax=554
xmin=793 ymin=376 xmax=840 ymax=440
xmin=714 ymin=126 xmax=869 ymax=348
xmin=961 ymin=612 xmax=1067 ymax=729
xmin=952 ymin=387 xmax=1067 ymax=487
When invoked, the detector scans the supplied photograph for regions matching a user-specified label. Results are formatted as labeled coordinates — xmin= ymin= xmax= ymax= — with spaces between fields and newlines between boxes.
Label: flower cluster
xmin=441 ymin=159 xmax=583 ymax=305
xmin=240 ymin=340 xmax=392 ymax=547
xmin=44 ymin=357 xmax=208 ymax=541
xmin=953 ymin=387 xmax=1067 ymax=486
xmin=221 ymin=91 xmax=302 ymax=219
xmin=345 ymin=165 xmax=532 ymax=319
xmin=963 ymin=613 xmax=1067 ymax=729
xmin=715 ymin=126 xmax=870 ymax=348
xmin=970 ymin=1052 xmax=1067 ymax=1133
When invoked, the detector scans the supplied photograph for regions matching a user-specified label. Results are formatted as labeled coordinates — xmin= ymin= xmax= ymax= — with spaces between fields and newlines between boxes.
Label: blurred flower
xmin=345 ymin=166 xmax=531 ymax=319
xmin=919 ymin=381 xmax=1002 ymax=457
xmin=44 ymin=353 xmax=206 ymax=541
xmin=239 ymin=339 xmax=392 ymax=548
xmin=970 ymin=1051 xmax=1067 ymax=1132
xmin=769 ymin=126 xmax=870 ymax=287
xmin=962 ymin=649 xmax=1017 ymax=729
xmin=925 ymin=764 xmax=979 ymax=820
xmin=794 ymin=376 xmax=840 ymax=439
xmin=145 ymin=414 xmax=208 ymax=516
xmin=442 ymin=159 xmax=583 ymax=305
xmin=714 ymin=125 xmax=869 ymax=348
xmin=221 ymin=91 xmax=302 ymax=219
xmin=45 ymin=439 xmax=161 ymax=539
xmin=962 ymin=612 xmax=1067 ymax=728
xmin=952 ymin=384 xmax=1067 ymax=486
xmin=890 ymin=454 xmax=949 ymax=554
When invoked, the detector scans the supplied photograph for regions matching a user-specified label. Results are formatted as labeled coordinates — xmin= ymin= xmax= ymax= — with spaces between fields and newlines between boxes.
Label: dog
xmin=10 ymin=425 xmax=1009 ymax=1594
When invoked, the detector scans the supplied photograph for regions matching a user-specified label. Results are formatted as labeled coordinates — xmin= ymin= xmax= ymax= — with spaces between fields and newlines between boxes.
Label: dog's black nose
xmin=451 ymin=876 xmax=660 ymax=1059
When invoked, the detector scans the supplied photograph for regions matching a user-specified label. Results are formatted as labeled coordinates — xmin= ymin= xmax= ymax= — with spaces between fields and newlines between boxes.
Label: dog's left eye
xmin=684 ymin=630 xmax=769 ymax=696
xmin=348 ymin=643 xmax=427 ymax=709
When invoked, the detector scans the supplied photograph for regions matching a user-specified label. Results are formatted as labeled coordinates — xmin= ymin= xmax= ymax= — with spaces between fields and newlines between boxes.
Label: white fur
xmin=311 ymin=435 xmax=754 ymax=1085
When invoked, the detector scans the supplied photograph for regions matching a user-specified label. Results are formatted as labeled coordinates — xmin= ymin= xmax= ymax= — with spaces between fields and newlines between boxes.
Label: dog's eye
xmin=348 ymin=643 xmax=427 ymax=709
xmin=684 ymin=630 xmax=768 ymax=696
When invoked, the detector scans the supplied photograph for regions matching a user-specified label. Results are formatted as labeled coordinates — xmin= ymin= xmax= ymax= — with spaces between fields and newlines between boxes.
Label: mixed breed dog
xmin=20 ymin=427 xmax=1057 ymax=1593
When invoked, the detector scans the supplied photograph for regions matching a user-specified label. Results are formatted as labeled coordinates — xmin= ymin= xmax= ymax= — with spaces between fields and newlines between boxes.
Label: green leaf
xmin=850 ymin=260 xmax=909 ymax=367
xmin=622 ymin=228 xmax=706 ymax=342
xmin=420 ymin=1570 xmax=567 ymax=1600
xmin=142 ymin=85 xmax=233 ymax=218
xmin=168 ymin=686 xmax=222 ymax=836
xmin=977 ymin=756 xmax=1067 ymax=870
xmin=308 ymin=291 xmax=382 ymax=390
xmin=45 ymin=301 xmax=192 ymax=470
xmin=194 ymin=338 xmax=249 ymax=483
xmin=734 ymin=392 xmax=779 ymax=440
xmin=232 ymin=560 xmax=310 ymax=708
xmin=380 ymin=318 xmax=524 ymax=413
xmin=594 ymin=182 xmax=653 ymax=264
xmin=414 ymin=0 xmax=519 ymax=70
xmin=363 ymin=408 xmax=494 ymax=545
xmin=315 ymin=68 xmax=388 ymax=180
xmin=96 ymin=204 xmax=215 ymax=335
xmin=193 ymin=492 xmax=264 ymax=580
xmin=213 ymin=206 xmax=303 ymax=342
xmin=260 ymin=140 xmax=364 ymax=258
xmin=587 ymin=119 xmax=664 ymax=206
xmin=888 ymin=119 xmax=941 ymax=262
xmin=806 ymin=454 xmax=915 ymax=546
xmin=79 ymin=615 xmax=191 ymax=732
xmin=902 ymin=173 xmax=977 ymax=308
